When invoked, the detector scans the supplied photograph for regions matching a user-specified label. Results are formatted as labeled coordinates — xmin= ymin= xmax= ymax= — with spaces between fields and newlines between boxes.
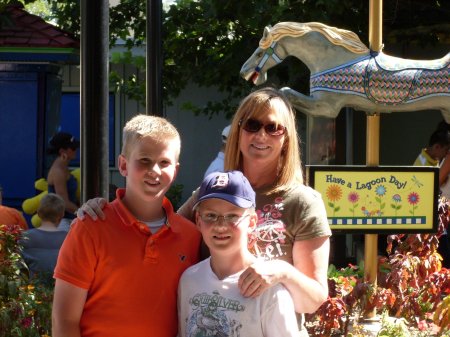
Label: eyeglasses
xmin=198 ymin=212 xmax=250 ymax=227
xmin=239 ymin=118 xmax=286 ymax=136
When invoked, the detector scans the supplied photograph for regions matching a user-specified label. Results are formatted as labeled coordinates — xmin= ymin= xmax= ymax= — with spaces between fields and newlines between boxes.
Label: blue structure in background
xmin=0 ymin=3 xmax=80 ymax=218
xmin=60 ymin=92 xmax=115 ymax=167
xmin=0 ymin=63 xmax=62 ymax=210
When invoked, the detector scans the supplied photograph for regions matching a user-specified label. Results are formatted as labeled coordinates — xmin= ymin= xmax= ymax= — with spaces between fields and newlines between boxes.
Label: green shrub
xmin=0 ymin=224 xmax=53 ymax=337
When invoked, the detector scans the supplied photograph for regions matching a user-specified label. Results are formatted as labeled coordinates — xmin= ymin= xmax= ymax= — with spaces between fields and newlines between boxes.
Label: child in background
xmin=52 ymin=115 xmax=201 ymax=337
xmin=178 ymin=170 xmax=299 ymax=337
xmin=20 ymin=193 xmax=67 ymax=284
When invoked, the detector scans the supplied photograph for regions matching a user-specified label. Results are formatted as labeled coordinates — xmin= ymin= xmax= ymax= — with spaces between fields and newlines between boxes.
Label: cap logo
xmin=211 ymin=173 xmax=229 ymax=189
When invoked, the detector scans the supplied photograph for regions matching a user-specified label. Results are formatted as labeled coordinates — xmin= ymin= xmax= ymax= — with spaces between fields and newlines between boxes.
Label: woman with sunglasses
xmin=77 ymin=87 xmax=331 ymax=335
xmin=179 ymin=87 xmax=331 ymax=335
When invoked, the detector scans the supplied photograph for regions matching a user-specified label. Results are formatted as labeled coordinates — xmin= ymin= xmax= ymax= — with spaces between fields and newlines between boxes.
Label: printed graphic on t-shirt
xmin=249 ymin=197 xmax=287 ymax=260
xmin=186 ymin=290 xmax=245 ymax=337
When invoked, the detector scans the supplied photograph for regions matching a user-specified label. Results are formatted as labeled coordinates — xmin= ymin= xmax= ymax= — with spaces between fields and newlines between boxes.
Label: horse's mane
xmin=260 ymin=22 xmax=369 ymax=54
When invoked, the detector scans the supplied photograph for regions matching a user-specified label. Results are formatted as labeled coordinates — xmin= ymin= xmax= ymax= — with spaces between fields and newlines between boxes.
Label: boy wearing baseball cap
xmin=177 ymin=170 xmax=299 ymax=337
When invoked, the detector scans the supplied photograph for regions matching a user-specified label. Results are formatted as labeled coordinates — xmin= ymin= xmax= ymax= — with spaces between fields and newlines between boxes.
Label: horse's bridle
xmin=254 ymin=41 xmax=284 ymax=74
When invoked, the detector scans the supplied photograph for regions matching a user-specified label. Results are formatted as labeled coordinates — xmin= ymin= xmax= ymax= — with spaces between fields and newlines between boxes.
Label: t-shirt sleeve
xmin=292 ymin=186 xmax=332 ymax=241
xmin=261 ymin=285 xmax=300 ymax=337
xmin=53 ymin=219 xmax=97 ymax=289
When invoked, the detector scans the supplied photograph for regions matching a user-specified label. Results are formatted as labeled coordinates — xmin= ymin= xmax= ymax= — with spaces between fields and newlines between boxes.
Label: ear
xmin=263 ymin=26 xmax=270 ymax=40
xmin=194 ymin=210 xmax=202 ymax=230
xmin=118 ymin=154 xmax=128 ymax=177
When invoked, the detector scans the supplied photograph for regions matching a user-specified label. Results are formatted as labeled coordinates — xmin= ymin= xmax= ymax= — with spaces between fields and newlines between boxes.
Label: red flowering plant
xmin=0 ymin=224 xmax=52 ymax=337
xmin=305 ymin=196 xmax=450 ymax=337
xmin=384 ymin=196 xmax=450 ymax=334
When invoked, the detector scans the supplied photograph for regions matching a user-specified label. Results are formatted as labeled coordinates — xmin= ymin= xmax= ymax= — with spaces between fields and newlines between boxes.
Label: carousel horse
xmin=240 ymin=22 xmax=450 ymax=121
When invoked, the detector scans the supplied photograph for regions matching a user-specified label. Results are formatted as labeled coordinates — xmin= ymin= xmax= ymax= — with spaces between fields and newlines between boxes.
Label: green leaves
xmin=17 ymin=0 xmax=450 ymax=118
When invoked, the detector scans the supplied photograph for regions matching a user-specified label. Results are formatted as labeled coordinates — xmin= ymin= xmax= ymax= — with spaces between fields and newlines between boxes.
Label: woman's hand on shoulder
xmin=76 ymin=198 xmax=107 ymax=221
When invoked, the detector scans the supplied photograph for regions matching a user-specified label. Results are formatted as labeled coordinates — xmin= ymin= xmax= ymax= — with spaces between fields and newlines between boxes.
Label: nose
xmin=213 ymin=216 xmax=229 ymax=229
xmin=148 ymin=162 xmax=161 ymax=175
xmin=254 ymin=126 xmax=268 ymax=138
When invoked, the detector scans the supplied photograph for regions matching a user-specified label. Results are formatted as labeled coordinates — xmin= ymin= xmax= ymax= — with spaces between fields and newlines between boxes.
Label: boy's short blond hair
xmin=121 ymin=114 xmax=181 ymax=159
xmin=37 ymin=193 xmax=65 ymax=224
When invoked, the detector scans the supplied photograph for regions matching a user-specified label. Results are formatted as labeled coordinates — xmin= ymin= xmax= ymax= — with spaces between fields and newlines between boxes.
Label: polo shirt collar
xmin=111 ymin=188 xmax=175 ymax=230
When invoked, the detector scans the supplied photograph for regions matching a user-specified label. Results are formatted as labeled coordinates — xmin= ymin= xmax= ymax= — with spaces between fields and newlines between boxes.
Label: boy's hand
xmin=76 ymin=198 xmax=107 ymax=221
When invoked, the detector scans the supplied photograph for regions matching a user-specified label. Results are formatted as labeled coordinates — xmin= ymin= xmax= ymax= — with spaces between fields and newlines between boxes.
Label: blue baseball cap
xmin=194 ymin=170 xmax=256 ymax=209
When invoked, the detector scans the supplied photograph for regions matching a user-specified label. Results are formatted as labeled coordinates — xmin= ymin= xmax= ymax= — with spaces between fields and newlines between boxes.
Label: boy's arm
xmin=52 ymin=279 xmax=88 ymax=337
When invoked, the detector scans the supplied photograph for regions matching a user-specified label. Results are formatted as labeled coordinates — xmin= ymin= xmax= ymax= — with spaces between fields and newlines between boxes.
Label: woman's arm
xmin=239 ymin=236 xmax=329 ymax=314
xmin=76 ymin=186 xmax=200 ymax=222
xmin=176 ymin=188 xmax=199 ymax=222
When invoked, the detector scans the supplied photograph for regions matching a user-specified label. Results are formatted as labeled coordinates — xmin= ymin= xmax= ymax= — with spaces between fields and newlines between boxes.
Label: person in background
xmin=414 ymin=123 xmax=450 ymax=268
xmin=0 ymin=184 xmax=28 ymax=230
xmin=78 ymin=88 xmax=331 ymax=336
xmin=436 ymin=121 xmax=450 ymax=193
xmin=47 ymin=132 xmax=80 ymax=231
xmin=52 ymin=115 xmax=201 ymax=337
xmin=19 ymin=193 xmax=67 ymax=284
xmin=203 ymin=125 xmax=231 ymax=178
xmin=413 ymin=127 xmax=449 ymax=167
xmin=178 ymin=170 xmax=299 ymax=337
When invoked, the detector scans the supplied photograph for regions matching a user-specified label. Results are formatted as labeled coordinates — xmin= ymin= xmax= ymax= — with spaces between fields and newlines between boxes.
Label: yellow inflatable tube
xmin=22 ymin=169 xmax=80 ymax=227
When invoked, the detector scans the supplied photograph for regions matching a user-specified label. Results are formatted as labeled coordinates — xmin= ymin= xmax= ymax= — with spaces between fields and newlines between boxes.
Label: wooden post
xmin=364 ymin=0 xmax=383 ymax=319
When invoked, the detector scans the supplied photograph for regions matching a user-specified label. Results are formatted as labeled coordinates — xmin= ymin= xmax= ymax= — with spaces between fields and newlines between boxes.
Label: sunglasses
xmin=239 ymin=118 xmax=286 ymax=136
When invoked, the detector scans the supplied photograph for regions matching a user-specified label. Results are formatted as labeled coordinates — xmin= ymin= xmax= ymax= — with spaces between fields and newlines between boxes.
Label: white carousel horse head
xmin=240 ymin=21 xmax=450 ymax=122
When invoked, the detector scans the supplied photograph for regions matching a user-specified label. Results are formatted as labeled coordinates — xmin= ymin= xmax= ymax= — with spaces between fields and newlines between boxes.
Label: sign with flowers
xmin=308 ymin=166 xmax=439 ymax=233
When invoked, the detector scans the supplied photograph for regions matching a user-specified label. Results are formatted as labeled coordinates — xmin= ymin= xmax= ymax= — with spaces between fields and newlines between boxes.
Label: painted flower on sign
xmin=347 ymin=191 xmax=359 ymax=216
xmin=326 ymin=184 xmax=342 ymax=216
xmin=408 ymin=191 xmax=420 ymax=216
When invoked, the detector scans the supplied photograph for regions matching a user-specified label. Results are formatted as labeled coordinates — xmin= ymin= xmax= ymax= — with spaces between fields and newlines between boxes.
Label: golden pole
xmin=364 ymin=0 xmax=383 ymax=319
xmin=369 ymin=0 xmax=383 ymax=52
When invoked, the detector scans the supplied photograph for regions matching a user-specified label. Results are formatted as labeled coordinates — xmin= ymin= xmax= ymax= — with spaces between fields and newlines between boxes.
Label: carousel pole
xmin=364 ymin=0 xmax=383 ymax=319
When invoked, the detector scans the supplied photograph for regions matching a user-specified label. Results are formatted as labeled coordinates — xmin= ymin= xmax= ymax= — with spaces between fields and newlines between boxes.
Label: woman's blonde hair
xmin=224 ymin=87 xmax=303 ymax=193
xmin=121 ymin=114 xmax=181 ymax=159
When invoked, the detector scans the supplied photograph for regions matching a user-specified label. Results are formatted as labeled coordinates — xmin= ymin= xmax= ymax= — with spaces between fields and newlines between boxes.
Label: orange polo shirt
xmin=0 ymin=205 xmax=28 ymax=230
xmin=54 ymin=189 xmax=201 ymax=337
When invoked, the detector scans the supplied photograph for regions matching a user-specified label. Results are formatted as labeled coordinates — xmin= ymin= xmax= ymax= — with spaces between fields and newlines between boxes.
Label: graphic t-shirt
xmin=178 ymin=258 xmax=299 ymax=337
xmin=250 ymin=183 xmax=331 ymax=264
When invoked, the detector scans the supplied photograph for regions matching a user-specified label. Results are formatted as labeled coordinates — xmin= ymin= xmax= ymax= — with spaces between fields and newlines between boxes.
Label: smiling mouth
xmin=213 ymin=235 xmax=231 ymax=240
xmin=251 ymin=144 xmax=269 ymax=150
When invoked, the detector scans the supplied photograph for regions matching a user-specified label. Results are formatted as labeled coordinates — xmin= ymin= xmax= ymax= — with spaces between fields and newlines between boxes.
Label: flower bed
xmin=0 ymin=224 xmax=53 ymax=337
xmin=1 ymin=197 xmax=450 ymax=336
xmin=305 ymin=196 xmax=450 ymax=337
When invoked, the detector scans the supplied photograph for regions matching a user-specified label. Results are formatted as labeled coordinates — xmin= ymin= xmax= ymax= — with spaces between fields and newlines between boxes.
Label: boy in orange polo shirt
xmin=52 ymin=115 xmax=201 ymax=337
